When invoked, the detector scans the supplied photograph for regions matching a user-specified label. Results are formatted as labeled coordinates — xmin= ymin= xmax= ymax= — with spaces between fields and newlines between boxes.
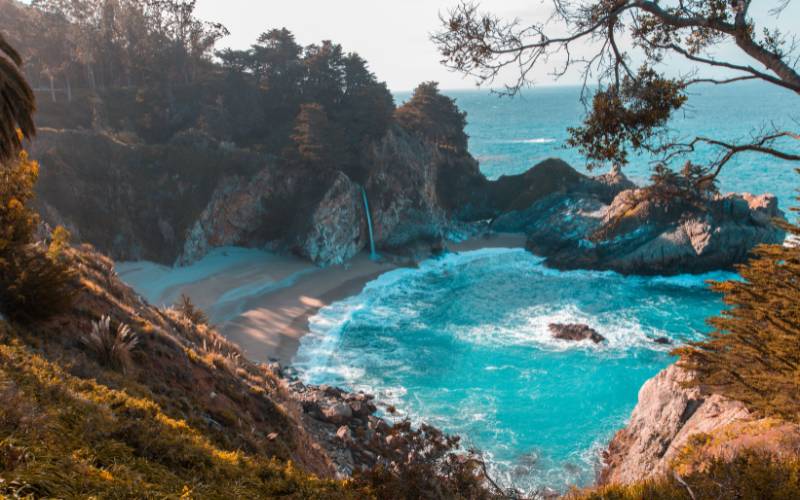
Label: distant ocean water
xmin=295 ymin=83 xmax=800 ymax=493
xmin=400 ymin=82 xmax=800 ymax=208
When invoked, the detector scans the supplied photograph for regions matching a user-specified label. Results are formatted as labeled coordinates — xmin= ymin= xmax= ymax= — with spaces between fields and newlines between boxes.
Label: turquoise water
xmin=295 ymin=250 xmax=732 ymax=491
xmin=295 ymin=83 xmax=798 ymax=492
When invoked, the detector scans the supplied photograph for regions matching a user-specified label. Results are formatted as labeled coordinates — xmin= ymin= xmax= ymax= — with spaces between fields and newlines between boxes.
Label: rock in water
xmin=548 ymin=323 xmax=606 ymax=343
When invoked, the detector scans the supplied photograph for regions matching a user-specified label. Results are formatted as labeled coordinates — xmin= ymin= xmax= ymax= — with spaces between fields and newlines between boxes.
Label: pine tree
xmin=395 ymin=82 xmax=468 ymax=151
xmin=676 ymin=186 xmax=800 ymax=421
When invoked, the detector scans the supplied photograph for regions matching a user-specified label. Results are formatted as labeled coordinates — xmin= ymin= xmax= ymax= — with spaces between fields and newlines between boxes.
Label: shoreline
xmin=117 ymin=232 xmax=527 ymax=365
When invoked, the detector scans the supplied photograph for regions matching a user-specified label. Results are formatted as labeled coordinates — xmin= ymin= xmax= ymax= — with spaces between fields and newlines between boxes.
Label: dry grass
xmin=80 ymin=315 xmax=139 ymax=373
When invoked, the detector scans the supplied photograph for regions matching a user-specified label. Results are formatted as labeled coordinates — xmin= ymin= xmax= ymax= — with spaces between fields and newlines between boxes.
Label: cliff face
xmin=599 ymin=365 xmax=751 ymax=485
xmin=31 ymin=128 xmax=264 ymax=263
xmin=33 ymin=124 xmax=484 ymax=267
xmin=33 ymin=123 xmax=785 ymax=274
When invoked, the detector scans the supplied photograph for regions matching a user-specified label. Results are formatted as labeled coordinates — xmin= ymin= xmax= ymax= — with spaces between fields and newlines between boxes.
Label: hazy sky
xmin=197 ymin=1 xmax=800 ymax=92
xmin=197 ymin=0 xmax=581 ymax=91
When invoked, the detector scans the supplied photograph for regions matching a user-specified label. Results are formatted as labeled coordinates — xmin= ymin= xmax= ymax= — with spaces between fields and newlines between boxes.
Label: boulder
xmin=336 ymin=425 xmax=353 ymax=443
xmin=322 ymin=402 xmax=354 ymax=425
xmin=549 ymin=323 xmax=606 ymax=343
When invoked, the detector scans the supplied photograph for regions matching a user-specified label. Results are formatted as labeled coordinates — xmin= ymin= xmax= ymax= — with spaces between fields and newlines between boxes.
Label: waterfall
xmin=360 ymin=186 xmax=379 ymax=260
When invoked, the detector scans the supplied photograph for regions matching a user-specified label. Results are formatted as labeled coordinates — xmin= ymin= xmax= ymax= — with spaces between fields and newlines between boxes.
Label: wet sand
xmin=117 ymin=233 xmax=526 ymax=364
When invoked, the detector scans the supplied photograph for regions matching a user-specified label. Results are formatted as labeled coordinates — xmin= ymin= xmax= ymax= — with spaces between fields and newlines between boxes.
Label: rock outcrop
xmin=492 ymin=161 xmax=786 ymax=275
xmin=182 ymin=167 xmax=366 ymax=266
xmin=599 ymin=365 xmax=750 ymax=485
xmin=549 ymin=323 xmax=606 ymax=343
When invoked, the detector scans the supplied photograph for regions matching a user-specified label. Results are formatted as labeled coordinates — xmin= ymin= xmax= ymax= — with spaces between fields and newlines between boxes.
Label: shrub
xmin=571 ymin=450 xmax=800 ymax=499
xmin=176 ymin=294 xmax=209 ymax=326
xmin=80 ymin=315 xmax=139 ymax=373
xmin=0 ymin=149 xmax=75 ymax=322
xmin=675 ymin=200 xmax=800 ymax=421
xmin=354 ymin=419 xmax=499 ymax=499
xmin=0 ymin=244 xmax=76 ymax=323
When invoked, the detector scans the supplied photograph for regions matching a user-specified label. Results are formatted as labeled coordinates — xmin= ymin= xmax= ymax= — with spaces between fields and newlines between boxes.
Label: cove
xmin=294 ymin=248 xmax=733 ymax=492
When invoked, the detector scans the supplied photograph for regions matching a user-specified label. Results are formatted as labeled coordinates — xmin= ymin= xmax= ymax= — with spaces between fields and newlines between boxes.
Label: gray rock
xmin=336 ymin=425 xmax=353 ymax=443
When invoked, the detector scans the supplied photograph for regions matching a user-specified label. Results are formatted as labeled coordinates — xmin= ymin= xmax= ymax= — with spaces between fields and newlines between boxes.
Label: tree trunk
xmin=49 ymin=74 xmax=56 ymax=103
xmin=87 ymin=64 xmax=97 ymax=91
xmin=65 ymin=76 xmax=72 ymax=102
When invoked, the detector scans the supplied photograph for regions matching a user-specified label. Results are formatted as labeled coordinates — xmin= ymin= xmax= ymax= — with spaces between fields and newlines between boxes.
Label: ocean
xmin=294 ymin=82 xmax=800 ymax=492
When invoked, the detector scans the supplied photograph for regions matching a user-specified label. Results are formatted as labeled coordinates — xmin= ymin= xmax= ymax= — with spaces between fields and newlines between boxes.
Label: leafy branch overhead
xmin=434 ymin=0 xmax=800 ymax=178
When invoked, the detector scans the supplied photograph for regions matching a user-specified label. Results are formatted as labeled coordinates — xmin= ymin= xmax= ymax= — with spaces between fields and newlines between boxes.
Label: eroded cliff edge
xmin=599 ymin=364 xmax=800 ymax=486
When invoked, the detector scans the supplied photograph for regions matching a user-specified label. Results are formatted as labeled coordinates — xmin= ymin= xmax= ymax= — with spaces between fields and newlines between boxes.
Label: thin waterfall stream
xmin=360 ymin=186 xmax=379 ymax=260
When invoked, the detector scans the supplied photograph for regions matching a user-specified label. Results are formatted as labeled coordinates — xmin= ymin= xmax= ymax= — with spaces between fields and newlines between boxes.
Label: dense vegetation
xmin=0 ymin=26 xmax=74 ymax=322
xmin=0 ymin=0 xmax=472 ymax=187
xmin=676 ymin=195 xmax=800 ymax=422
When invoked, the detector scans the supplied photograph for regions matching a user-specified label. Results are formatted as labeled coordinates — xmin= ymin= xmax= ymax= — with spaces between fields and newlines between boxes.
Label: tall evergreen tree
xmin=395 ymin=82 xmax=467 ymax=151
xmin=677 ymin=191 xmax=800 ymax=421
xmin=290 ymin=102 xmax=340 ymax=171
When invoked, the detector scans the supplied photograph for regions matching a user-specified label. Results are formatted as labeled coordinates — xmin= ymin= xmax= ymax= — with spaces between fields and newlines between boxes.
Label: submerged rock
xmin=548 ymin=323 xmax=606 ymax=343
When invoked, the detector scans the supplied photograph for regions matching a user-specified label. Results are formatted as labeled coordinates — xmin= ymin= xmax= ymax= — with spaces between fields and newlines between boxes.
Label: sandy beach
xmin=117 ymin=232 xmax=526 ymax=364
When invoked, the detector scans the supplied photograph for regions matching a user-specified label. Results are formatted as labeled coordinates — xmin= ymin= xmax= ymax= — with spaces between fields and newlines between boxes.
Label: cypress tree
xmin=677 ymin=186 xmax=800 ymax=421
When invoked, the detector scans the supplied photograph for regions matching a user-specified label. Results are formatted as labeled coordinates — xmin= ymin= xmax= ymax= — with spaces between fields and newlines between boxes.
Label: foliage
xmin=176 ymin=294 xmax=208 ymax=326
xmin=0 ymin=333 xmax=364 ymax=499
xmin=0 ymin=149 xmax=74 ymax=322
xmin=0 ymin=32 xmax=35 ymax=163
xmin=355 ymin=419 xmax=499 ymax=499
xmin=675 ymin=189 xmax=800 ymax=421
xmin=0 ymin=147 xmax=38 ymax=253
xmin=571 ymin=449 xmax=800 ymax=499
xmin=290 ymin=103 xmax=341 ymax=171
xmin=566 ymin=68 xmax=687 ymax=170
xmin=396 ymin=82 xmax=468 ymax=151
xmin=80 ymin=315 xmax=139 ymax=373
xmin=46 ymin=224 xmax=71 ymax=260
xmin=647 ymin=161 xmax=718 ymax=207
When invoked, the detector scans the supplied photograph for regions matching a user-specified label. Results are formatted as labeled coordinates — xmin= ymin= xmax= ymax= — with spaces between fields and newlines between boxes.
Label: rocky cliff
xmin=492 ymin=162 xmax=786 ymax=275
xmin=599 ymin=364 xmax=800 ymax=486
xmin=32 ymin=124 xmax=785 ymax=274
xmin=599 ymin=365 xmax=750 ymax=485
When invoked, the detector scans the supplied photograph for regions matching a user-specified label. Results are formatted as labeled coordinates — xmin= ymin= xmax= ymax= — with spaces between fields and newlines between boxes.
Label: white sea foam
xmin=500 ymin=138 xmax=557 ymax=144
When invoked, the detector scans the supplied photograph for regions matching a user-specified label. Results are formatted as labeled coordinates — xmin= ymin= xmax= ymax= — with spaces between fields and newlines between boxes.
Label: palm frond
xmin=0 ymin=32 xmax=35 ymax=163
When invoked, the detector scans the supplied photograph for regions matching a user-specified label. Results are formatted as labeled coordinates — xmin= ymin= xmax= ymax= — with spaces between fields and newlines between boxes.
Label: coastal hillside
xmin=2 ymin=0 xmax=800 ymax=498
xmin=0 ymin=241 xmax=496 ymax=497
